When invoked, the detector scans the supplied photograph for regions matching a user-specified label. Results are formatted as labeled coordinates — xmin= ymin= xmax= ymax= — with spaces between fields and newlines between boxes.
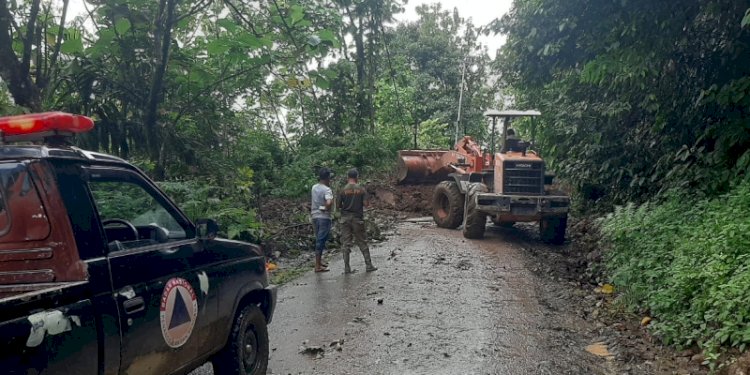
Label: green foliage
xmin=602 ymin=181 xmax=750 ymax=360
xmin=0 ymin=84 xmax=23 ymax=115
xmin=386 ymin=4 xmax=496 ymax=143
xmin=496 ymin=0 xmax=750 ymax=204
xmin=275 ymin=132 xmax=403 ymax=197
xmin=418 ymin=119 xmax=451 ymax=149
xmin=159 ymin=179 xmax=261 ymax=242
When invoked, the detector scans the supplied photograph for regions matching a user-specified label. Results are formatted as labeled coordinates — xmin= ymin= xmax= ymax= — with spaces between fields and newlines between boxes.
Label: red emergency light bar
xmin=0 ymin=112 xmax=94 ymax=138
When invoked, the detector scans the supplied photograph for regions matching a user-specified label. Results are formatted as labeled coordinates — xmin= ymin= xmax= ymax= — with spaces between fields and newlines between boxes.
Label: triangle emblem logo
xmin=159 ymin=277 xmax=198 ymax=348
xmin=169 ymin=288 xmax=192 ymax=329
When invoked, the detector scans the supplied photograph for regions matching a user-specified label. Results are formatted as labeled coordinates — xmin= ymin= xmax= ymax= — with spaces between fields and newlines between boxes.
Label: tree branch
xmin=21 ymin=0 xmax=41 ymax=78
xmin=175 ymin=0 xmax=212 ymax=24
xmin=43 ymin=0 xmax=70 ymax=89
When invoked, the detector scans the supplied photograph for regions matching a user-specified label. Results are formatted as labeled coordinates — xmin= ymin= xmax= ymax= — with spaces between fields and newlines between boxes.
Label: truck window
xmin=89 ymin=180 xmax=190 ymax=250
xmin=0 ymin=163 xmax=51 ymax=242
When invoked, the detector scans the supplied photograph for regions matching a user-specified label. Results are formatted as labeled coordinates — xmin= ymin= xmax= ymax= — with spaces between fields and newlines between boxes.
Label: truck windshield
xmin=0 ymin=163 xmax=51 ymax=242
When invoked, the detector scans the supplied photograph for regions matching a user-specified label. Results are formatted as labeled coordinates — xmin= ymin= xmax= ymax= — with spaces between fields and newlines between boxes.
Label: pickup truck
xmin=0 ymin=112 xmax=276 ymax=375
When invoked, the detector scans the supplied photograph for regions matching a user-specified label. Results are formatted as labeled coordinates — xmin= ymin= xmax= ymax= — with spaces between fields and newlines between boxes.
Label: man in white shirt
xmin=310 ymin=168 xmax=334 ymax=272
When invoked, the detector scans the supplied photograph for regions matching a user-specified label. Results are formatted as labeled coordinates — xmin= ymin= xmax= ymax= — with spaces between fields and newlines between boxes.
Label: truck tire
xmin=463 ymin=183 xmax=487 ymax=239
xmin=540 ymin=215 xmax=567 ymax=245
xmin=432 ymin=180 xmax=465 ymax=229
xmin=213 ymin=304 xmax=269 ymax=375
xmin=491 ymin=217 xmax=515 ymax=228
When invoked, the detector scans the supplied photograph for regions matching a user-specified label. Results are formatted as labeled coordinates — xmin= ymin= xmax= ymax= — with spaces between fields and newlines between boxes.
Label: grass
xmin=270 ymin=266 xmax=310 ymax=285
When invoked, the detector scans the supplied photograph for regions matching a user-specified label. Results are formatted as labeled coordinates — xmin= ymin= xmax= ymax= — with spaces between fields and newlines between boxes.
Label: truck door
xmin=85 ymin=167 xmax=216 ymax=375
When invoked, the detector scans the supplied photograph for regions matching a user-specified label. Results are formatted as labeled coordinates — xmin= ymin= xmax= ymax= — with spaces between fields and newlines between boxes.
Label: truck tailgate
xmin=0 ymin=282 xmax=101 ymax=375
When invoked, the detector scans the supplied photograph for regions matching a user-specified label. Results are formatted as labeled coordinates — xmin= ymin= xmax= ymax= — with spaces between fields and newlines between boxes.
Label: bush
xmin=159 ymin=179 xmax=261 ymax=242
xmin=602 ymin=181 xmax=750 ymax=361
xmin=274 ymin=132 xmax=405 ymax=197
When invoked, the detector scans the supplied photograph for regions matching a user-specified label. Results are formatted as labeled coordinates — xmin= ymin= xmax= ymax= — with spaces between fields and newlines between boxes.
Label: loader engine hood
xmin=494 ymin=152 xmax=545 ymax=195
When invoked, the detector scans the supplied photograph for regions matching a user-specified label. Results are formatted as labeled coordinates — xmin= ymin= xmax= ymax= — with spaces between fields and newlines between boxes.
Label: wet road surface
xmin=195 ymin=221 xmax=610 ymax=375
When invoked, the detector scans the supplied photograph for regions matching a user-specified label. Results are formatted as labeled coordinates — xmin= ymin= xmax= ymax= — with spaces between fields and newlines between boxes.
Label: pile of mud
xmin=365 ymin=179 xmax=434 ymax=216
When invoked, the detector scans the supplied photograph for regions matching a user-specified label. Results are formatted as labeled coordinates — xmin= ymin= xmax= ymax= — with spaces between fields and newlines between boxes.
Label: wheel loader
xmin=397 ymin=110 xmax=570 ymax=244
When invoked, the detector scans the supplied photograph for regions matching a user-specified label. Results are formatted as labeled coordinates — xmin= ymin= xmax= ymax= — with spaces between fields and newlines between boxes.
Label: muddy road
xmin=195 ymin=221 xmax=617 ymax=375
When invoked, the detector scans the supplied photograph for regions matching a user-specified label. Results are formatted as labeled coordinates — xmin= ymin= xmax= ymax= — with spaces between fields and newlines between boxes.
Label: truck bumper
xmin=264 ymin=285 xmax=278 ymax=324
xmin=475 ymin=193 xmax=569 ymax=218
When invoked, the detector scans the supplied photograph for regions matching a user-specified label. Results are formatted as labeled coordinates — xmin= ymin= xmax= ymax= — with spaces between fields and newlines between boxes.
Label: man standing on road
xmin=338 ymin=168 xmax=377 ymax=274
xmin=311 ymin=168 xmax=334 ymax=273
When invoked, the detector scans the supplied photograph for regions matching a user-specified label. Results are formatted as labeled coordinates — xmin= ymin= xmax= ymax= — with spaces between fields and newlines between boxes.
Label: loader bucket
xmin=397 ymin=150 xmax=453 ymax=184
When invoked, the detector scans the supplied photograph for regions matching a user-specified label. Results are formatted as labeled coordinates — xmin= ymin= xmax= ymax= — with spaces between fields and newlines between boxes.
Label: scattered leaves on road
xmin=585 ymin=342 xmax=614 ymax=360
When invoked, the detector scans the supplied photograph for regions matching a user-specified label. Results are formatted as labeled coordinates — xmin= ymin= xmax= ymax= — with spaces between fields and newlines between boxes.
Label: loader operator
xmin=504 ymin=128 xmax=525 ymax=153
xmin=338 ymin=168 xmax=378 ymax=274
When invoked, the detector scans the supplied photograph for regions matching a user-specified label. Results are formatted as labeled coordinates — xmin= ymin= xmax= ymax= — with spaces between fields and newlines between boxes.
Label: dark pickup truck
xmin=0 ymin=113 xmax=276 ymax=375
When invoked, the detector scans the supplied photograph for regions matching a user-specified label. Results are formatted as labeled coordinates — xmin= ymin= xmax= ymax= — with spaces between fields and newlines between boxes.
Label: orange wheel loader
xmin=397 ymin=110 xmax=570 ymax=244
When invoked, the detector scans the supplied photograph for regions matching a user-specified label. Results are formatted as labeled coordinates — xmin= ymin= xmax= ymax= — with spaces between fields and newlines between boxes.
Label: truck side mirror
xmin=196 ymin=219 xmax=219 ymax=240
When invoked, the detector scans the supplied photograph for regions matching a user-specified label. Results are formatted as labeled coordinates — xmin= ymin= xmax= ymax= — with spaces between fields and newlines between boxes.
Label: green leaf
xmin=742 ymin=8 xmax=750 ymax=28
xmin=60 ymin=38 xmax=84 ymax=54
xmin=115 ymin=18 xmax=131 ymax=34
xmin=206 ymin=40 xmax=230 ymax=55
xmin=97 ymin=29 xmax=116 ymax=45
xmin=12 ymin=40 xmax=23 ymax=54
xmin=237 ymin=33 xmax=270 ymax=49
xmin=314 ymin=75 xmax=330 ymax=90
xmin=217 ymin=18 xmax=238 ymax=32
xmin=290 ymin=5 xmax=305 ymax=25
xmin=318 ymin=29 xmax=341 ymax=48
xmin=318 ymin=29 xmax=336 ymax=42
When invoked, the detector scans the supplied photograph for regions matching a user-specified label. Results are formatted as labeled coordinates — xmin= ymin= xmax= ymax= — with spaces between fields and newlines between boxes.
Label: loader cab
xmin=483 ymin=109 xmax=542 ymax=157
xmin=483 ymin=110 xmax=545 ymax=195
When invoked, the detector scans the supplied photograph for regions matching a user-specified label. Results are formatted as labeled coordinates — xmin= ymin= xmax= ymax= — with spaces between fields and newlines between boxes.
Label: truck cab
xmin=0 ymin=112 xmax=276 ymax=375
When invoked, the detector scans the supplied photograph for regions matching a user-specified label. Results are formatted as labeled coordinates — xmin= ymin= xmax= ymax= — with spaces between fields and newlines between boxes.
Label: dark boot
xmin=362 ymin=248 xmax=377 ymax=272
xmin=343 ymin=251 xmax=355 ymax=274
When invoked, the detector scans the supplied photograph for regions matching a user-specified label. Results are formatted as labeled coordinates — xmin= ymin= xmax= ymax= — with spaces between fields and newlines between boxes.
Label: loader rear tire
xmin=540 ymin=215 xmax=567 ymax=245
xmin=463 ymin=183 xmax=488 ymax=239
xmin=432 ymin=181 xmax=465 ymax=229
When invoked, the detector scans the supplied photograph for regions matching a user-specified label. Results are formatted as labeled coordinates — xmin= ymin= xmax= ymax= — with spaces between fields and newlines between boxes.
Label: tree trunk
xmin=144 ymin=0 xmax=178 ymax=179
xmin=0 ymin=0 xmax=42 ymax=110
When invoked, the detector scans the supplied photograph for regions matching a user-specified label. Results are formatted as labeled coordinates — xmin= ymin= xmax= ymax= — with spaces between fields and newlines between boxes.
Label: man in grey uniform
xmin=311 ymin=168 xmax=334 ymax=272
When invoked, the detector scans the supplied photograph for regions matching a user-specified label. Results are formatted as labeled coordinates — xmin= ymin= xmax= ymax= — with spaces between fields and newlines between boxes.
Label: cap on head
xmin=319 ymin=168 xmax=333 ymax=181
xmin=347 ymin=168 xmax=359 ymax=179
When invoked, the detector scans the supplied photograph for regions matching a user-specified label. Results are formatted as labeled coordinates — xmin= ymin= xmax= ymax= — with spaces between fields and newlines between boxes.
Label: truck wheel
xmin=213 ymin=304 xmax=269 ymax=375
xmin=432 ymin=181 xmax=465 ymax=229
xmin=491 ymin=217 xmax=515 ymax=228
xmin=540 ymin=216 xmax=567 ymax=245
xmin=463 ymin=183 xmax=487 ymax=239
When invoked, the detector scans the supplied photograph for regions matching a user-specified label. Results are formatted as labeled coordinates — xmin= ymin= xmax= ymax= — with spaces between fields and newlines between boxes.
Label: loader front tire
xmin=463 ymin=183 xmax=488 ymax=239
xmin=432 ymin=181 xmax=465 ymax=229
xmin=540 ymin=215 xmax=567 ymax=245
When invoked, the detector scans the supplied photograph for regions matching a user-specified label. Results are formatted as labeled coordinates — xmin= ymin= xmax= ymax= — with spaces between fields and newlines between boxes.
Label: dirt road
xmin=195 ymin=221 xmax=615 ymax=375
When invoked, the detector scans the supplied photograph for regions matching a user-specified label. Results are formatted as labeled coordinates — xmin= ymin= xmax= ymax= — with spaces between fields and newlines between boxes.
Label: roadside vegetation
xmin=496 ymin=0 xmax=750 ymax=364
xmin=602 ymin=181 xmax=750 ymax=364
